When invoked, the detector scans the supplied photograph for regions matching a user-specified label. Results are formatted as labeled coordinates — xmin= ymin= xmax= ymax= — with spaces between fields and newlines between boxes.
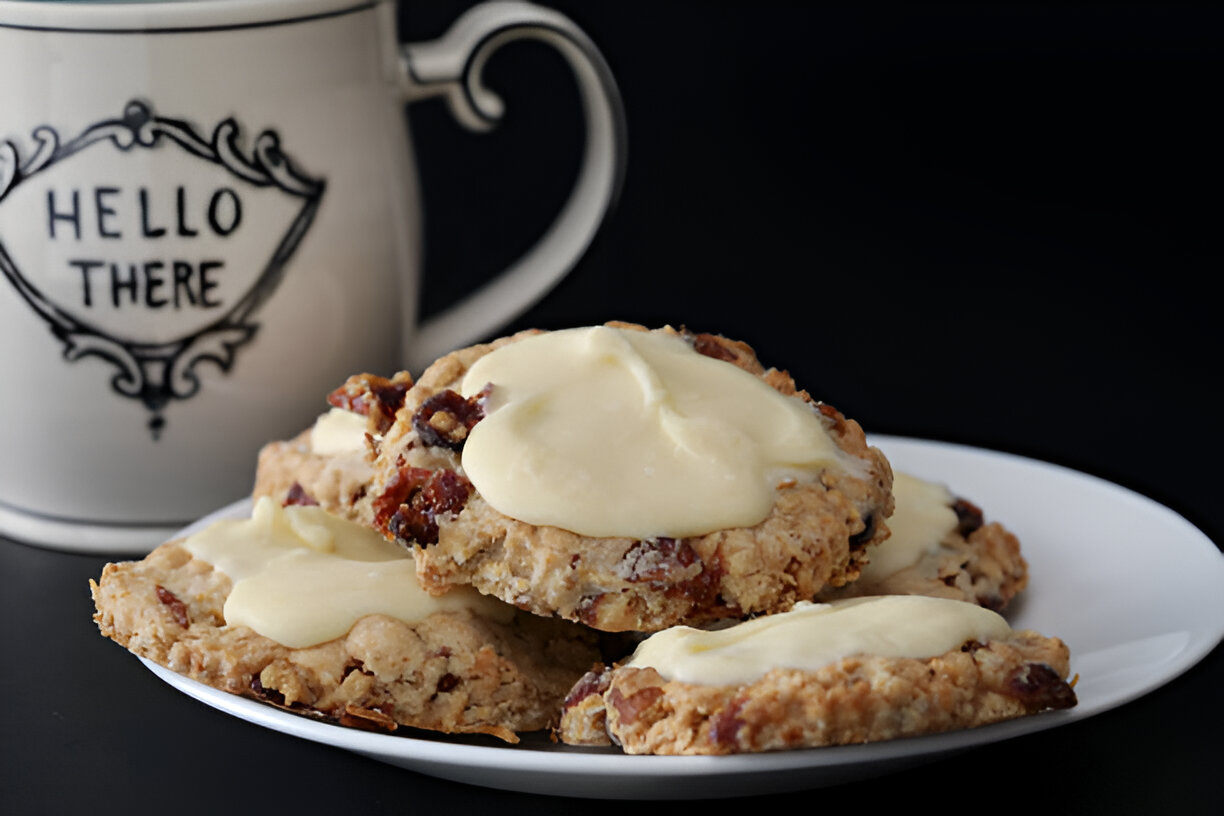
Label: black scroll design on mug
xmin=0 ymin=101 xmax=326 ymax=439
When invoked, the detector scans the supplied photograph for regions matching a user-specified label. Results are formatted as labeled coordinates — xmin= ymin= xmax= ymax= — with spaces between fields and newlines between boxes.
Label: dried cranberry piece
xmin=621 ymin=538 xmax=697 ymax=583
xmin=412 ymin=388 xmax=487 ymax=450
xmin=388 ymin=507 xmax=431 ymax=545
xmin=667 ymin=550 xmax=726 ymax=618
xmin=155 ymin=585 xmax=189 ymax=627
xmin=373 ymin=466 xmax=432 ymax=528
xmin=607 ymin=686 xmax=663 ymax=725
xmin=563 ymin=667 xmax=611 ymax=710
xmin=378 ymin=467 xmax=472 ymax=546
xmin=689 ymin=332 xmax=738 ymax=362
xmin=283 ymin=482 xmax=318 ymax=507
xmin=421 ymin=469 xmax=472 ymax=516
xmin=576 ymin=594 xmax=605 ymax=628
xmin=327 ymin=372 xmax=413 ymax=434
xmin=249 ymin=675 xmax=286 ymax=705
xmin=977 ymin=594 xmax=1006 ymax=613
xmin=708 ymin=698 xmax=747 ymax=748
xmin=1007 ymin=663 xmax=1078 ymax=711
xmin=952 ymin=498 xmax=985 ymax=536
xmin=618 ymin=539 xmax=725 ymax=618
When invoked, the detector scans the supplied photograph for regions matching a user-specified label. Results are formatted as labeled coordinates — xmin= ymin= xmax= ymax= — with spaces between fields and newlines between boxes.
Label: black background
xmin=407 ymin=0 xmax=1220 ymax=548
xmin=3 ymin=2 xmax=1221 ymax=813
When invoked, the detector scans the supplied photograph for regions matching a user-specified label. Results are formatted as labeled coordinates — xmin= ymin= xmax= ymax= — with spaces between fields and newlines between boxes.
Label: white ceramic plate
xmin=141 ymin=435 xmax=1224 ymax=799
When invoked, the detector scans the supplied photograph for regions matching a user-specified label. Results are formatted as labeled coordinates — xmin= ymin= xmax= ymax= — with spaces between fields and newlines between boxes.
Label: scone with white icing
xmin=90 ymin=498 xmax=601 ymax=743
xmin=557 ymin=596 xmax=1076 ymax=754
xmin=368 ymin=323 xmax=894 ymax=633
xmin=816 ymin=471 xmax=1028 ymax=611
xmin=252 ymin=372 xmax=413 ymax=523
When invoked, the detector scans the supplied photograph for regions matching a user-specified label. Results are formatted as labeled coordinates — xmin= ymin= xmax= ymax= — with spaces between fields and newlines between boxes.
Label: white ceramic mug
xmin=0 ymin=0 xmax=626 ymax=552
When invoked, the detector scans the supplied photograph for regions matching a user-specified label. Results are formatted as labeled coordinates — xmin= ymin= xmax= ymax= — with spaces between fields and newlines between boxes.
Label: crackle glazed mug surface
xmin=0 ymin=0 xmax=626 ymax=552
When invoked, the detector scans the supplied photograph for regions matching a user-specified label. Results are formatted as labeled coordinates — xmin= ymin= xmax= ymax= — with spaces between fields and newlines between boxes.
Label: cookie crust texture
xmin=557 ymin=632 xmax=1077 ymax=754
xmin=90 ymin=541 xmax=602 ymax=743
xmin=370 ymin=324 xmax=895 ymax=633
xmin=253 ymin=429 xmax=376 ymax=523
xmin=252 ymin=371 xmax=417 ymax=525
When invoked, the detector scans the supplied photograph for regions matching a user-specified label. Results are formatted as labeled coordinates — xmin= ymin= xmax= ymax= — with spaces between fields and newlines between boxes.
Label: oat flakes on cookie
xmin=253 ymin=372 xmax=414 ymax=525
xmin=816 ymin=471 xmax=1028 ymax=611
xmin=557 ymin=595 xmax=1077 ymax=754
xmin=369 ymin=323 xmax=894 ymax=633
xmin=90 ymin=498 xmax=601 ymax=742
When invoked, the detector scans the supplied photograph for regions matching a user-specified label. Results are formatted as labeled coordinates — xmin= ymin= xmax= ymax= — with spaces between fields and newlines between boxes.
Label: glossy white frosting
xmin=625 ymin=596 xmax=1012 ymax=686
xmin=458 ymin=326 xmax=857 ymax=538
xmin=308 ymin=407 xmax=369 ymax=455
xmin=857 ymin=471 xmax=959 ymax=582
xmin=183 ymin=497 xmax=512 ymax=648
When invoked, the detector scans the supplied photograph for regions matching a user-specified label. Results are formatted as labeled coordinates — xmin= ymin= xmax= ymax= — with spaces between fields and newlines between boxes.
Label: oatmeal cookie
xmin=253 ymin=428 xmax=374 ymax=519
xmin=91 ymin=519 xmax=601 ymax=743
xmin=817 ymin=473 xmax=1028 ymax=611
xmin=369 ymin=323 xmax=894 ymax=633
xmin=558 ymin=598 xmax=1076 ymax=754
xmin=252 ymin=372 xmax=413 ymax=523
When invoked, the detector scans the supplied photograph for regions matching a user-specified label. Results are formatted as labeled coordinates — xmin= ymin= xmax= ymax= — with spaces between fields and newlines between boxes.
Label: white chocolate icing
xmin=458 ymin=326 xmax=859 ymax=538
xmin=308 ymin=407 xmax=369 ymax=455
xmin=625 ymin=596 xmax=1012 ymax=686
xmin=183 ymin=497 xmax=512 ymax=648
xmin=857 ymin=471 xmax=959 ymax=582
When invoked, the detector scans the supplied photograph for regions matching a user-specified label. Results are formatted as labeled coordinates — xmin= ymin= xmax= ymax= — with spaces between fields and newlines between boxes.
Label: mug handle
xmin=396 ymin=0 xmax=627 ymax=371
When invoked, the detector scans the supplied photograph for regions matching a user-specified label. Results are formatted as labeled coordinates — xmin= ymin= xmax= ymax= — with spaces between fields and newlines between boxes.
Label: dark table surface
xmin=3 ymin=2 xmax=1221 ymax=813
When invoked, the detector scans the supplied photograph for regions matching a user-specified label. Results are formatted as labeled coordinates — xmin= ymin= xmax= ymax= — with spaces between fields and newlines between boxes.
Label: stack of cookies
xmin=91 ymin=322 xmax=1075 ymax=754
